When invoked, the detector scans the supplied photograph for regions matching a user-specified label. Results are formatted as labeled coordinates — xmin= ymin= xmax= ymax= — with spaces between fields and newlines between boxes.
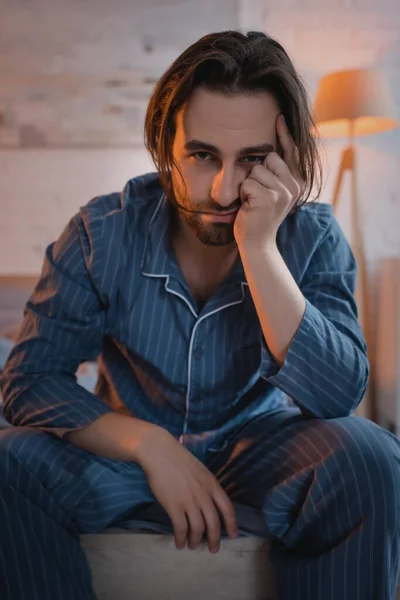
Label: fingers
xmin=170 ymin=510 xmax=188 ymax=550
xmin=187 ymin=486 xmax=236 ymax=553
xmin=240 ymin=176 xmax=285 ymax=209
xmin=211 ymin=485 xmax=238 ymax=541
xmin=276 ymin=114 xmax=296 ymax=168
xmin=248 ymin=162 xmax=281 ymax=189
xmin=264 ymin=155 xmax=301 ymax=201
xmin=186 ymin=505 xmax=206 ymax=550
xmin=199 ymin=496 xmax=222 ymax=553
xmin=186 ymin=490 xmax=225 ymax=553
xmin=239 ymin=114 xmax=305 ymax=206
xmin=248 ymin=161 xmax=299 ymax=202
xmin=244 ymin=153 xmax=300 ymax=204
xmin=171 ymin=489 xmax=236 ymax=553
xmin=276 ymin=114 xmax=304 ymax=194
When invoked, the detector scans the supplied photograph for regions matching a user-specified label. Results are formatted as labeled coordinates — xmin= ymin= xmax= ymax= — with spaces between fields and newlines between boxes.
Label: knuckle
xmin=206 ymin=506 xmax=219 ymax=522
xmin=175 ymin=527 xmax=187 ymax=538
xmin=223 ymin=506 xmax=235 ymax=522
xmin=174 ymin=520 xmax=187 ymax=534
xmin=270 ymin=189 xmax=279 ymax=201
xmin=250 ymin=179 xmax=259 ymax=190
xmin=205 ymin=511 xmax=220 ymax=530
xmin=242 ymin=178 xmax=253 ymax=190
xmin=283 ymin=188 xmax=292 ymax=202
xmin=192 ymin=525 xmax=204 ymax=537
xmin=266 ymin=151 xmax=279 ymax=164
xmin=223 ymin=500 xmax=236 ymax=520
xmin=181 ymin=492 xmax=195 ymax=507
xmin=252 ymin=164 xmax=264 ymax=175
xmin=197 ymin=492 xmax=211 ymax=509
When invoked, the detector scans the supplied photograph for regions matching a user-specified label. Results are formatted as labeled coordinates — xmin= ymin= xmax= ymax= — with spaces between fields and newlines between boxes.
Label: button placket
xmin=193 ymin=346 xmax=204 ymax=360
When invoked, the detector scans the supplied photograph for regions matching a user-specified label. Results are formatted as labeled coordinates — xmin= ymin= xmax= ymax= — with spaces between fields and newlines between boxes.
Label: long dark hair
xmin=144 ymin=30 xmax=322 ymax=208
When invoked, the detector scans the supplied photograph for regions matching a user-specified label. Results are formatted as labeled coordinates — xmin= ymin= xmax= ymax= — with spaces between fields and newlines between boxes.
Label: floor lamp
xmin=313 ymin=69 xmax=398 ymax=419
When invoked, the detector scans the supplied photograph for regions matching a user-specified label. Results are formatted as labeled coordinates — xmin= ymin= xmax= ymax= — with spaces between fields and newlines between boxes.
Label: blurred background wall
xmin=1 ymin=0 xmax=399 ymax=274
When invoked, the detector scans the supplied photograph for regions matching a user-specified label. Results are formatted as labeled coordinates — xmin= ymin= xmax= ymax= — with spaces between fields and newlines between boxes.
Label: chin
xmin=194 ymin=223 xmax=235 ymax=246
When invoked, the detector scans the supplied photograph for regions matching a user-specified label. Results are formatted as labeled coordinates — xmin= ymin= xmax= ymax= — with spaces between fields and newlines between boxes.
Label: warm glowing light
xmin=314 ymin=69 xmax=398 ymax=138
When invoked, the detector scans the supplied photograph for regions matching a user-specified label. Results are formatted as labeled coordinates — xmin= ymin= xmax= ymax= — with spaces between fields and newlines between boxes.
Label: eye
xmin=240 ymin=155 xmax=266 ymax=164
xmin=192 ymin=151 xmax=213 ymax=161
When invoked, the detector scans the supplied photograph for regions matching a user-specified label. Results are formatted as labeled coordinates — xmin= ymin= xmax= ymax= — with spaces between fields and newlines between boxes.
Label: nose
xmin=210 ymin=165 xmax=243 ymax=208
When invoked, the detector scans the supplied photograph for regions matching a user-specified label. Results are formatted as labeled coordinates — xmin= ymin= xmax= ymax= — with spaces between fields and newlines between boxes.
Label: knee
xmin=328 ymin=416 xmax=400 ymax=522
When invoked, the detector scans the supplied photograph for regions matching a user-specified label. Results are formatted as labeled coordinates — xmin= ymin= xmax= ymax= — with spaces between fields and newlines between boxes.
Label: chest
xmin=176 ymin=256 xmax=236 ymax=311
xmin=181 ymin=270 xmax=222 ymax=310
xmin=109 ymin=273 xmax=261 ymax=394
xmin=172 ymin=244 xmax=239 ymax=311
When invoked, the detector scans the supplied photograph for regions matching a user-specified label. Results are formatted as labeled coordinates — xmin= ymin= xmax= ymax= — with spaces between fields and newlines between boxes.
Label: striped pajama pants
xmin=0 ymin=407 xmax=399 ymax=600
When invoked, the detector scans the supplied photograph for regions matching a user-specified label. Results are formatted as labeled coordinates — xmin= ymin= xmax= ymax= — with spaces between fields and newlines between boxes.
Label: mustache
xmin=171 ymin=196 xmax=241 ymax=216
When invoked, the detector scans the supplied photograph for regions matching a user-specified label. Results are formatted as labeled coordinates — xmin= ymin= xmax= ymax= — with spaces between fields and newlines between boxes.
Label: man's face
xmin=171 ymin=86 xmax=281 ymax=246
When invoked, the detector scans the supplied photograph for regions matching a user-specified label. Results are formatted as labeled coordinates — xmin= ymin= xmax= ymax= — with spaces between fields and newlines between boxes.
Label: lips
xmin=202 ymin=210 xmax=239 ymax=223
xmin=203 ymin=212 xmax=238 ymax=223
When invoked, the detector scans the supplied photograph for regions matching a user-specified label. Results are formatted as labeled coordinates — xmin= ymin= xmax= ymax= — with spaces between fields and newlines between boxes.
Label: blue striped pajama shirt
xmin=0 ymin=171 xmax=399 ymax=599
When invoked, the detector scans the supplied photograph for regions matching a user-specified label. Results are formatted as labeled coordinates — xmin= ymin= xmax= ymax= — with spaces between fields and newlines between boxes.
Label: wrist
xmin=133 ymin=421 xmax=174 ymax=470
xmin=239 ymin=238 xmax=279 ymax=262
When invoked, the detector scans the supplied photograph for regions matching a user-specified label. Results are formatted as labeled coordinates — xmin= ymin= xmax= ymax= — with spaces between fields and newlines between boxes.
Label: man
xmin=0 ymin=30 xmax=399 ymax=600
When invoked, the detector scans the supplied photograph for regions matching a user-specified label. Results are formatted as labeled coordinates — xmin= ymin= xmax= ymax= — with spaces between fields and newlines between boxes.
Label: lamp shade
xmin=313 ymin=69 xmax=398 ymax=138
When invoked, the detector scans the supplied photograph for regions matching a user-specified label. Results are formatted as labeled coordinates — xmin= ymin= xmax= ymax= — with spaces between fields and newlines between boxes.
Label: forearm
xmin=66 ymin=412 xmax=169 ymax=463
xmin=240 ymin=242 xmax=306 ymax=365
xmin=2 ymin=353 xmax=171 ymax=461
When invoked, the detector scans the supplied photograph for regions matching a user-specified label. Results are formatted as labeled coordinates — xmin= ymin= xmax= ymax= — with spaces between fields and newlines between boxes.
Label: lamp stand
xmin=331 ymin=124 xmax=374 ymax=419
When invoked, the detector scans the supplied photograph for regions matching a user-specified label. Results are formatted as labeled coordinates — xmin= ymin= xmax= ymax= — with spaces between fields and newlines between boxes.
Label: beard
xmin=170 ymin=186 xmax=240 ymax=247
xmin=183 ymin=210 xmax=236 ymax=246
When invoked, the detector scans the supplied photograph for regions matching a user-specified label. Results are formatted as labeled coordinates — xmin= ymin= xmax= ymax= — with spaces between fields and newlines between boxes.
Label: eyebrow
xmin=184 ymin=139 xmax=275 ymax=155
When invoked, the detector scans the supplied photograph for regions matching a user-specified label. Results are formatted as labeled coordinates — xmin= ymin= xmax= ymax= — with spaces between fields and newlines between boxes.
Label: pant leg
xmin=0 ymin=426 xmax=156 ymax=600
xmin=206 ymin=408 xmax=400 ymax=600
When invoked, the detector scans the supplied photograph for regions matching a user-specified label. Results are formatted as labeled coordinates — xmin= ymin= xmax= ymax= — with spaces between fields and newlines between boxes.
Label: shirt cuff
xmin=259 ymin=298 xmax=316 ymax=383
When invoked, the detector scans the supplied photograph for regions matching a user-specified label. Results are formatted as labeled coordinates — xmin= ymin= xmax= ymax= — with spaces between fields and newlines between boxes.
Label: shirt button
xmin=194 ymin=347 xmax=204 ymax=360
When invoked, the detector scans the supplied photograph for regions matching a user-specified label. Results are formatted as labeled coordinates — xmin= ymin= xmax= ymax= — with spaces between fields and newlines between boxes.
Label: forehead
xmin=174 ymin=87 xmax=280 ymax=153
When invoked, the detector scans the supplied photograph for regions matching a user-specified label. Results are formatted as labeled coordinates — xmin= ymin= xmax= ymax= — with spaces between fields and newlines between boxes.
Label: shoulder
xmin=281 ymin=201 xmax=346 ymax=250
xmin=278 ymin=202 xmax=351 ymax=279
xmin=288 ymin=201 xmax=333 ymax=237
xmin=71 ymin=171 xmax=163 ymax=296
xmin=79 ymin=171 xmax=162 ymax=232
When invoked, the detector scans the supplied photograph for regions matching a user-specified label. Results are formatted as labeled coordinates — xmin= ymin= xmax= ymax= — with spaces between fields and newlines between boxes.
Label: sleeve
xmin=0 ymin=216 xmax=112 ymax=436
xmin=259 ymin=214 xmax=369 ymax=418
